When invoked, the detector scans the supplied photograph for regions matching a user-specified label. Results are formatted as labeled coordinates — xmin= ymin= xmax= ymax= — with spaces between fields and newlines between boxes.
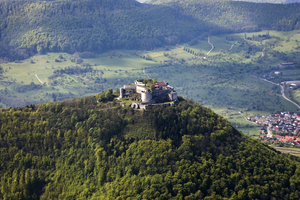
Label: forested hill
xmin=0 ymin=0 xmax=203 ymax=60
xmin=231 ymin=0 xmax=300 ymax=3
xmin=1 ymin=92 xmax=300 ymax=199
xmin=148 ymin=0 xmax=300 ymax=33
xmin=1 ymin=0 xmax=300 ymax=60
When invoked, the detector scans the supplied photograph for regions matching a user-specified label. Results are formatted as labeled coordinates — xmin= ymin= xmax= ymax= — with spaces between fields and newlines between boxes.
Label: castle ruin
xmin=119 ymin=79 xmax=178 ymax=109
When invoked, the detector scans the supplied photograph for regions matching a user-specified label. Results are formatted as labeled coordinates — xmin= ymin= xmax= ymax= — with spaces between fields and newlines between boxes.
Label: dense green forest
xmin=0 ymin=0 xmax=300 ymax=60
xmin=1 ymin=92 xmax=300 ymax=199
xmin=0 ymin=0 xmax=202 ymax=61
xmin=149 ymin=0 xmax=300 ymax=33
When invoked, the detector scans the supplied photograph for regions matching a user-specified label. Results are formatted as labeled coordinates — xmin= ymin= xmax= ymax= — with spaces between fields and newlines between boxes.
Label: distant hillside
xmin=231 ymin=0 xmax=300 ymax=3
xmin=148 ymin=0 xmax=300 ymax=33
xmin=0 ymin=0 xmax=204 ymax=60
xmin=0 ymin=0 xmax=300 ymax=59
xmin=1 ymin=93 xmax=300 ymax=199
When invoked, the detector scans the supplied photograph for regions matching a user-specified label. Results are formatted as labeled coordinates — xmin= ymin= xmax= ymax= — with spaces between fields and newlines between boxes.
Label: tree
xmin=105 ymin=88 xmax=113 ymax=99
xmin=150 ymin=84 xmax=155 ymax=91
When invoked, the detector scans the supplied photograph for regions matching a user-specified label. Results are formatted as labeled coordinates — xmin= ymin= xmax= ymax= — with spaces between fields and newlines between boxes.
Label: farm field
xmin=1 ymin=30 xmax=300 ymax=135
xmin=273 ymin=147 xmax=300 ymax=158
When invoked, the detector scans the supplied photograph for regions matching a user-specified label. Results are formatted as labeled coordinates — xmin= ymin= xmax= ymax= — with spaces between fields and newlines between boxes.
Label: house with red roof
xmin=294 ymin=129 xmax=300 ymax=134
xmin=285 ymin=136 xmax=295 ymax=140
xmin=274 ymin=135 xmax=284 ymax=140
xmin=154 ymin=81 xmax=167 ymax=88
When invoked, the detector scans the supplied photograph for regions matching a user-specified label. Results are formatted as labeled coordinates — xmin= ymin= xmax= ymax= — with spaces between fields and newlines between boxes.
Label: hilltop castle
xmin=119 ymin=79 xmax=178 ymax=109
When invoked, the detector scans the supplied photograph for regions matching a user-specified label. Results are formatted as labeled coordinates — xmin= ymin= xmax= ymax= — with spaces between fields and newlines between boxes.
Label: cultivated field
xmin=273 ymin=147 xmax=300 ymax=157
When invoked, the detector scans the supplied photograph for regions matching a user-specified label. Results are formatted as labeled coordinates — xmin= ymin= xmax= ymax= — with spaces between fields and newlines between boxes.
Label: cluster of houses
xmin=248 ymin=111 xmax=300 ymax=135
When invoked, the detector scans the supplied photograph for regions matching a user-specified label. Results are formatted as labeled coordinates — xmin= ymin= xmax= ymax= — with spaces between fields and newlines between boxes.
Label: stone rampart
xmin=136 ymin=86 xmax=147 ymax=93
xmin=142 ymin=92 xmax=152 ymax=102
xmin=124 ymin=85 xmax=136 ymax=90
xmin=152 ymin=89 xmax=171 ymax=98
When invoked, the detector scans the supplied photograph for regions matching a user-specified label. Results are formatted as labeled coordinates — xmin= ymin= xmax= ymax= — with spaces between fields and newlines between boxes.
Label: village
xmin=247 ymin=111 xmax=300 ymax=145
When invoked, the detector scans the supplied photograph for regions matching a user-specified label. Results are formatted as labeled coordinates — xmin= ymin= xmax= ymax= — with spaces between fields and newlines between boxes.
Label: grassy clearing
xmin=237 ymin=127 xmax=261 ymax=136
xmin=293 ymin=88 xmax=300 ymax=102
xmin=0 ymin=51 xmax=153 ymax=107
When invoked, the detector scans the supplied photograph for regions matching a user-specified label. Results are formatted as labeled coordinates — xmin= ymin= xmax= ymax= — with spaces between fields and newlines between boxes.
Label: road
xmin=267 ymin=126 xmax=272 ymax=138
xmin=251 ymin=75 xmax=300 ymax=110
xmin=207 ymin=36 xmax=214 ymax=55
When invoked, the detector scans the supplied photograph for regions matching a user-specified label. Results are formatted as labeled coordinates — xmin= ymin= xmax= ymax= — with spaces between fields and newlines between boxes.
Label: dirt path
xmin=35 ymin=74 xmax=43 ymax=84
xmin=238 ymin=112 xmax=257 ymax=125
xmin=207 ymin=36 xmax=214 ymax=55
xmin=228 ymin=42 xmax=236 ymax=51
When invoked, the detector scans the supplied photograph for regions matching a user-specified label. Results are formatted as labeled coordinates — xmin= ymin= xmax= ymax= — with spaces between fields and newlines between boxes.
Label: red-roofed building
xmin=154 ymin=81 xmax=167 ymax=88
xmin=260 ymin=135 xmax=265 ymax=138
xmin=288 ymin=139 xmax=294 ymax=142
xmin=285 ymin=136 xmax=294 ymax=140
xmin=274 ymin=135 xmax=284 ymax=140
xmin=282 ymin=139 xmax=287 ymax=142
xmin=281 ymin=62 xmax=294 ymax=65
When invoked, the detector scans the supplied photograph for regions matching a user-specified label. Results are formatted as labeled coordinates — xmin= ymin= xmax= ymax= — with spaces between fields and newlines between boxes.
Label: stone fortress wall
xmin=141 ymin=92 xmax=152 ymax=102
xmin=119 ymin=79 xmax=178 ymax=109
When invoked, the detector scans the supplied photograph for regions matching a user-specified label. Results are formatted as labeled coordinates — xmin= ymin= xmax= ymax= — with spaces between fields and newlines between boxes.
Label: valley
xmin=2 ymin=30 xmax=300 ymax=138
xmin=2 ymin=0 xmax=300 ymax=198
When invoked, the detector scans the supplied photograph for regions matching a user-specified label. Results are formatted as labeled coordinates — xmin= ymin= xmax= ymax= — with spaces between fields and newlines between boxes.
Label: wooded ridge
xmin=0 ymin=0 xmax=300 ymax=60
xmin=1 ymin=92 xmax=300 ymax=199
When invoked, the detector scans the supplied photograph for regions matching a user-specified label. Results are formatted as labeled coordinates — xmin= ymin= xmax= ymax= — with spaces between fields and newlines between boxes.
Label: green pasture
xmin=237 ymin=127 xmax=261 ymax=136
xmin=279 ymin=95 xmax=299 ymax=111
xmin=86 ymin=54 xmax=157 ymax=71
xmin=0 ymin=51 xmax=153 ymax=107
xmin=292 ymin=88 xmax=300 ymax=102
